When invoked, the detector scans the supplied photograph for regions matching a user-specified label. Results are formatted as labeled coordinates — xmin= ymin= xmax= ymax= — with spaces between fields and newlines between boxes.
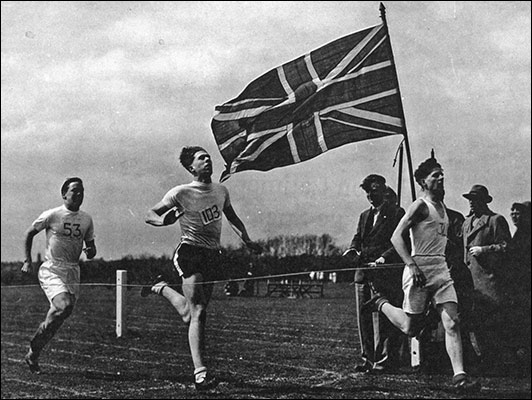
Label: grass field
xmin=2 ymin=282 xmax=530 ymax=399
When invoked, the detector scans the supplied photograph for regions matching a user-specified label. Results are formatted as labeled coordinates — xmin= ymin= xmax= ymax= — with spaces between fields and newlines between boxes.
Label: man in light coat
xmin=462 ymin=184 xmax=511 ymax=371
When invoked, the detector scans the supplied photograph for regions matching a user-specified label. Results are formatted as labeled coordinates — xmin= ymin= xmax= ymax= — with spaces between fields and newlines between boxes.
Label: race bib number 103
xmin=200 ymin=205 xmax=221 ymax=225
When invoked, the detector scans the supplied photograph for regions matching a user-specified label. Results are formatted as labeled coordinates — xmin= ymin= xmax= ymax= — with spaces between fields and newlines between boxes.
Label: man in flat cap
xmin=462 ymin=184 xmax=512 ymax=372
xmin=344 ymin=174 xmax=406 ymax=374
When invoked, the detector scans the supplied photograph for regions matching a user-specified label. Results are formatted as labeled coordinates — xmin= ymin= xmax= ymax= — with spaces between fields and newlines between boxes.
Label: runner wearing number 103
xmin=141 ymin=146 xmax=262 ymax=391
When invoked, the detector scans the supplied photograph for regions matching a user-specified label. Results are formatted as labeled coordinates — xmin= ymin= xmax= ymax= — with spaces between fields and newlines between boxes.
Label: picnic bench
xmin=265 ymin=279 xmax=324 ymax=298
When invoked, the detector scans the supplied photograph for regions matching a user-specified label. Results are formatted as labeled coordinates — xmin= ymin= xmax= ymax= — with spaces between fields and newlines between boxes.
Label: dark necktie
xmin=365 ymin=208 xmax=375 ymax=236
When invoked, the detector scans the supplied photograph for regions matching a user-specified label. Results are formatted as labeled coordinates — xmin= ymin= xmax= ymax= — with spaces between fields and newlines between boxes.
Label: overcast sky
xmin=1 ymin=1 xmax=530 ymax=262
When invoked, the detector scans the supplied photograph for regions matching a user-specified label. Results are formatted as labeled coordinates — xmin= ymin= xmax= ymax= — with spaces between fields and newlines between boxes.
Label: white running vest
xmin=32 ymin=205 xmax=95 ymax=263
xmin=162 ymin=181 xmax=230 ymax=250
xmin=410 ymin=198 xmax=448 ymax=257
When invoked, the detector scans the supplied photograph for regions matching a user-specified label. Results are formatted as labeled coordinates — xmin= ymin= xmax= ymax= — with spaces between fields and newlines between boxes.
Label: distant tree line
xmin=258 ymin=233 xmax=340 ymax=257
xmin=1 ymin=234 xmax=354 ymax=286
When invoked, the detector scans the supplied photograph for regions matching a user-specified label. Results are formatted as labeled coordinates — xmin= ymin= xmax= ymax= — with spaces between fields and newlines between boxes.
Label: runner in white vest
xmin=362 ymin=154 xmax=480 ymax=393
xmin=21 ymin=177 xmax=96 ymax=374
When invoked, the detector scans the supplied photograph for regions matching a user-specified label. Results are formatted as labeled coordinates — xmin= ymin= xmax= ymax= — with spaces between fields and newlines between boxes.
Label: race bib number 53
xmin=200 ymin=205 xmax=221 ymax=225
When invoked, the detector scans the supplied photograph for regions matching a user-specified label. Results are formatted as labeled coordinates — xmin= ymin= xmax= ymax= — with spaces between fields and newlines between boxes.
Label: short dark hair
xmin=179 ymin=146 xmax=207 ymax=170
xmin=512 ymin=201 xmax=531 ymax=214
xmin=61 ymin=177 xmax=83 ymax=196
xmin=360 ymin=174 xmax=386 ymax=192
xmin=414 ymin=157 xmax=442 ymax=188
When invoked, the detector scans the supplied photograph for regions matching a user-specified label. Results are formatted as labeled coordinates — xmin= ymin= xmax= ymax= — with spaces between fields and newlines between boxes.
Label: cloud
xmin=489 ymin=16 xmax=532 ymax=64
xmin=106 ymin=16 xmax=167 ymax=46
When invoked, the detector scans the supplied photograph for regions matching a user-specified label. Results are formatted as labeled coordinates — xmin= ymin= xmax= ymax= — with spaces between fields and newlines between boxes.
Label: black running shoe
xmin=194 ymin=374 xmax=218 ymax=391
xmin=140 ymin=275 xmax=166 ymax=297
xmin=451 ymin=373 xmax=480 ymax=393
xmin=353 ymin=363 xmax=372 ymax=373
xmin=24 ymin=351 xmax=40 ymax=374
xmin=361 ymin=292 xmax=389 ymax=313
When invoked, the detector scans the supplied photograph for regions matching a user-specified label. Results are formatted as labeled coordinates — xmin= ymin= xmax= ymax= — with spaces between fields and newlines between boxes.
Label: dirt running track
xmin=2 ymin=283 xmax=530 ymax=399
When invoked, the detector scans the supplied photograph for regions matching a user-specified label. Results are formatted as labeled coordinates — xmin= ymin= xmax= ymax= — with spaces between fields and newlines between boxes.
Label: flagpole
xmin=397 ymin=142 xmax=404 ymax=205
xmin=380 ymin=3 xmax=416 ymax=202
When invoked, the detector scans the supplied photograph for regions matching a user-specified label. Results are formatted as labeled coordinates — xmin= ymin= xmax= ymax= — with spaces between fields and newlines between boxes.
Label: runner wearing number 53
xmin=141 ymin=146 xmax=261 ymax=391
xmin=21 ymin=177 xmax=96 ymax=373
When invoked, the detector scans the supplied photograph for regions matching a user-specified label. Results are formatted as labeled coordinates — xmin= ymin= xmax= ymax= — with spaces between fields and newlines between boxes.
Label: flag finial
xmin=380 ymin=3 xmax=387 ymax=24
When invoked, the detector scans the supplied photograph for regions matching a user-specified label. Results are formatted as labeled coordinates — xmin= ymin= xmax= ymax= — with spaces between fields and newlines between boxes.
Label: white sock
xmin=152 ymin=281 xmax=168 ymax=295
xmin=194 ymin=366 xmax=207 ymax=383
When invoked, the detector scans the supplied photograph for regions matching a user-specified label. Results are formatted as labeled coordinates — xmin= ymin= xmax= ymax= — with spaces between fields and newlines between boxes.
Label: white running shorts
xmin=38 ymin=260 xmax=80 ymax=303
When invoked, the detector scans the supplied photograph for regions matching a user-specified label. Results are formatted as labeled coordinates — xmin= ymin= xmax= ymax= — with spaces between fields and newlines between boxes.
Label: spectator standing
xmin=462 ymin=184 xmax=512 ymax=371
xmin=344 ymin=175 xmax=406 ymax=373
xmin=506 ymin=201 xmax=531 ymax=372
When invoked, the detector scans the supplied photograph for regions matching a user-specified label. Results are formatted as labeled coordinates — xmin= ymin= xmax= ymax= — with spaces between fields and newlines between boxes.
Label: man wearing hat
xmin=462 ymin=184 xmax=511 ymax=371
xmin=344 ymin=174 xmax=406 ymax=374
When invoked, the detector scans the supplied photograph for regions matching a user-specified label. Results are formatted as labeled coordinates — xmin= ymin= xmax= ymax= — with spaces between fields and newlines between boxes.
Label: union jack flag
xmin=211 ymin=23 xmax=405 ymax=181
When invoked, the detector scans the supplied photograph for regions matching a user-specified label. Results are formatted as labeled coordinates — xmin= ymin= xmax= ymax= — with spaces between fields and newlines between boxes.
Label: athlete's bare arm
xmin=224 ymin=205 xmax=262 ymax=253
xmin=21 ymin=226 xmax=39 ymax=274
xmin=391 ymin=199 xmax=429 ymax=287
xmin=83 ymin=239 xmax=97 ymax=259
xmin=145 ymin=201 xmax=180 ymax=227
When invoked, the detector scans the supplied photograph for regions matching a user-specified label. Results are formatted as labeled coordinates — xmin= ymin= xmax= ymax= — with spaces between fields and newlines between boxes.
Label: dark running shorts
xmin=172 ymin=243 xmax=225 ymax=282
